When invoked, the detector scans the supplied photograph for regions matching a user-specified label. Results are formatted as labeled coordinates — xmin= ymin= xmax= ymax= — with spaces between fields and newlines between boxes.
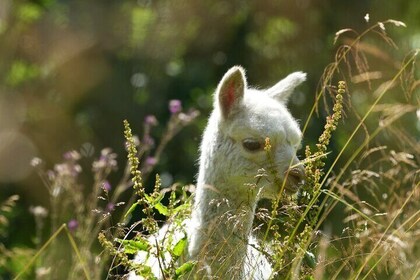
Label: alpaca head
xmin=213 ymin=66 xmax=306 ymax=199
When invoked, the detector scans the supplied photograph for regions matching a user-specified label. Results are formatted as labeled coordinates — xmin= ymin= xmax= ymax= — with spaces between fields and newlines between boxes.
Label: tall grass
xmin=6 ymin=19 xmax=419 ymax=279
xmin=5 ymin=104 xmax=198 ymax=280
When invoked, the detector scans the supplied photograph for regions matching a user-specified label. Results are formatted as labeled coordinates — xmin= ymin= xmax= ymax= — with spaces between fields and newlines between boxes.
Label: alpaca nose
xmin=285 ymin=165 xmax=305 ymax=187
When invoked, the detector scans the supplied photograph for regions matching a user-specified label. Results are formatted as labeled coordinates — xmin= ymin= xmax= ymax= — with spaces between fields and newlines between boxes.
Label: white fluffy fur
xmin=130 ymin=66 xmax=306 ymax=280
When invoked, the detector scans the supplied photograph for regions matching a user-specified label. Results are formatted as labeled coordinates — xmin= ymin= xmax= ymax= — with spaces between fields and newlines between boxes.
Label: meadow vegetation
xmin=0 ymin=2 xmax=419 ymax=280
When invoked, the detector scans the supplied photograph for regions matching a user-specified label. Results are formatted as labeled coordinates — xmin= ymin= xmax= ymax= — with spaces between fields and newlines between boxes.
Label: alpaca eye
xmin=242 ymin=139 xmax=263 ymax=152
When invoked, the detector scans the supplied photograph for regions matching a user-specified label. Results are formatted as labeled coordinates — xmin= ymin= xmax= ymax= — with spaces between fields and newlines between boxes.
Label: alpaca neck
xmin=189 ymin=179 xmax=259 ymax=278
xmin=187 ymin=116 xmax=260 ymax=277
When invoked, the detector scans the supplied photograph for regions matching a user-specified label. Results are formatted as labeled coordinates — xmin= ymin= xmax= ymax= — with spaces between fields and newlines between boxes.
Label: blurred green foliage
xmin=17 ymin=3 xmax=43 ymax=23
xmin=6 ymin=60 xmax=40 ymax=86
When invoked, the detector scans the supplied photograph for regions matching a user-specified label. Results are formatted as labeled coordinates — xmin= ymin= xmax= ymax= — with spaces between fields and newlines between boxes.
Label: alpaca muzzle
xmin=284 ymin=165 xmax=305 ymax=193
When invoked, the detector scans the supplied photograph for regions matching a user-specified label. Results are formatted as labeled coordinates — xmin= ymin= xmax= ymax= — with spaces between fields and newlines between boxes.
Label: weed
xmin=8 ymin=19 xmax=419 ymax=280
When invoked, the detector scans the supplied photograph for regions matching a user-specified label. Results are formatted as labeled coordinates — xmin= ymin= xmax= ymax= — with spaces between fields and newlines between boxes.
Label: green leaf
xmin=172 ymin=203 xmax=190 ymax=215
xmin=144 ymin=193 xmax=168 ymax=215
xmin=145 ymin=193 xmax=164 ymax=205
xmin=144 ymin=193 xmax=152 ymax=203
xmin=175 ymin=261 xmax=196 ymax=279
xmin=133 ymin=263 xmax=157 ymax=279
xmin=172 ymin=237 xmax=187 ymax=257
xmin=304 ymin=251 xmax=317 ymax=269
xmin=124 ymin=202 xmax=139 ymax=219
xmin=117 ymin=238 xmax=150 ymax=254
xmin=154 ymin=202 xmax=169 ymax=216
xmin=154 ymin=193 xmax=164 ymax=203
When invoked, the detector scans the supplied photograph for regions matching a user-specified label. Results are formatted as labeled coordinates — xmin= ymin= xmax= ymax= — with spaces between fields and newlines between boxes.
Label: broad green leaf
xmin=172 ymin=203 xmax=191 ymax=215
xmin=117 ymin=238 xmax=150 ymax=254
xmin=154 ymin=202 xmax=169 ymax=216
xmin=172 ymin=237 xmax=187 ymax=257
xmin=175 ymin=261 xmax=196 ymax=279
xmin=145 ymin=193 xmax=164 ymax=205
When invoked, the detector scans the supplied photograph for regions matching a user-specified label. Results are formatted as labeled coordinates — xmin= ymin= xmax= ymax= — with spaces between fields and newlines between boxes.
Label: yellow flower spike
xmin=264 ymin=137 xmax=272 ymax=152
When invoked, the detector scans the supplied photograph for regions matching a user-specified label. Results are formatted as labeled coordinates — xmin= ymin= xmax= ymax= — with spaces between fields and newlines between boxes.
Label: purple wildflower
xmin=144 ymin=115 xmax=158 ymax=126
xmin=54 ymin=163 xmax=82 ymax=177
xmin=143 ymin=135 xmax=155 ymax=147
xmin=92 ymin=148 xmax=118 ymax=172
xmin=63 ymin=151 xmax=81 ymax=161
xmin=169 ymin=99 xmax=182 ymax=114
xmin=145 ymin=156 xmax=157 ymax=167
xmin=106 ymin=203 xmax=115 ymax=212
xmin=47 ymin=170 xmax=55 ymax=181
xmin=103 ymin=180 xmax=112 ymax=192
xmin=67 ymin=219 xmax=78 ymax=232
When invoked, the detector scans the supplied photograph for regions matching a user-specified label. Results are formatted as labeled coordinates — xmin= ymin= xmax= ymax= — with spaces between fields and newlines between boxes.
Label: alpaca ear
xmin=265 ymin=71 xmax=306 ymax=103
xmin=216 ymin=66 xmax=247 ymax=119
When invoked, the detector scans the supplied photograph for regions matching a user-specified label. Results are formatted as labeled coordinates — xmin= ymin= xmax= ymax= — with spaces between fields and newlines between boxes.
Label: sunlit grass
xmin=3 ymin=18 xmax=419 ymax=280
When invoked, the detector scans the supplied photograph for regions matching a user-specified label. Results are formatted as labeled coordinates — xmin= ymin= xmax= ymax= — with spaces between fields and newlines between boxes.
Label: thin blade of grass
xmin=321 ymin=189 xmax=378 ymax=225
xmin=360 ymin=211 xmax=420 ymax=280
xmin=64 ymin=225 xmax=92 ymax=280
xmin=13 ymin=224 xmax=66 ymax=280
xmin=352 ymin=181 xmax=419 ymax=279
xmin=14 ymin=223 xmax=91 ymax=280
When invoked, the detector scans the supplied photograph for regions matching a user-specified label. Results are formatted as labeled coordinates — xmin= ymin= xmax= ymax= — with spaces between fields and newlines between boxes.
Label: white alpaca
xmin=130 ymin=66 xmax=306 ymax=279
